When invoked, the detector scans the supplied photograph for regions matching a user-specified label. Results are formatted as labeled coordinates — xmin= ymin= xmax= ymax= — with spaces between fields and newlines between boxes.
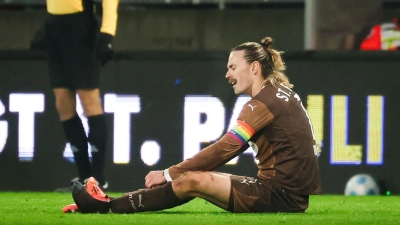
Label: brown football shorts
xmin=228 ymin=175 xmax=309 ymax=213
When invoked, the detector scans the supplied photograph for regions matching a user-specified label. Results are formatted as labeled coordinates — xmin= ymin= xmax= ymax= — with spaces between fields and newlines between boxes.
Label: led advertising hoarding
xmin=0 ymin=51 xmax=399 ymax=193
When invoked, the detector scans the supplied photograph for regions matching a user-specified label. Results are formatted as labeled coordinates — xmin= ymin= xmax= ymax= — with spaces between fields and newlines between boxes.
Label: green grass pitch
xmin=0 ymin=192 xmax=399 ymax=225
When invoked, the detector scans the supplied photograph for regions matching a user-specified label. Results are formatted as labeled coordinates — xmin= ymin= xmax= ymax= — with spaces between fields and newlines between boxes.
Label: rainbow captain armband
xmin=226 ymin=120 xmax=255 ymax=146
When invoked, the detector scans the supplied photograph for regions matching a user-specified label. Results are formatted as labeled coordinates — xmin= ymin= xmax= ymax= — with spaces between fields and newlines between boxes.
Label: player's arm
xmin=165 ymin=136 xmax=248 ymax=181
xmin=166 ymin=99 xmax=274 ymax=181
xmin=143 ymin=136 xmax=248 ymax=189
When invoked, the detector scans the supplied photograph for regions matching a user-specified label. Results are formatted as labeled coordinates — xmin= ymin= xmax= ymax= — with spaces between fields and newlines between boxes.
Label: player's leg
xmin=53 ymin=88 xmax=77 ymax=121
xmin=71 ymin=10 xmax=107 ymax=187
xmin=71 ymin=174 xmax=309 ymax=214
xmin=72 ymin=11 xmax=107 ymax=187
xmin=71 ymin=171 xmax=230 ymax=213
xmin=108 ymin=171 xmax=231 ymax=213
xmin=173 ymin=171 xmax=232 ymax=209
xmin=54 ymin=88 xmax=92 ymax=181
xmin=77 ymin=89 xmax=103 ymax=116
xmin=46 ymin=12 xmax=96 ymax=186
xmin=77 ymin=89 xmax=108 ymax=187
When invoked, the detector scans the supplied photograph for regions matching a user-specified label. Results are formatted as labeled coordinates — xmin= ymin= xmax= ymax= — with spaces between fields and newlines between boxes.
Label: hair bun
xmin=260 ymin=37 xmax=273 ymax=48
xmin=260 ymin=42 xmax=271 ymax=48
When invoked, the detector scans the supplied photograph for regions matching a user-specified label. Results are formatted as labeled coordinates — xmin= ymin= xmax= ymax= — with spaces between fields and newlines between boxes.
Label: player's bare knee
xmin=173 ymin=171 xmax=205 ymax=194
xmin=188 ymin=172 xmax=211 ymax=191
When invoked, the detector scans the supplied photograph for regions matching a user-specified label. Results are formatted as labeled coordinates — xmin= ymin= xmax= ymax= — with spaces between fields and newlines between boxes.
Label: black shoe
xmin=71 ymin=180 xmax=110 ymax=214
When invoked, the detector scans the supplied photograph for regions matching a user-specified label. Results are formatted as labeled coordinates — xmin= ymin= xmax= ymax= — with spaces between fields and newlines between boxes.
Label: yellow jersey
xmin=46 ymin=0 xmax=119 ymax=36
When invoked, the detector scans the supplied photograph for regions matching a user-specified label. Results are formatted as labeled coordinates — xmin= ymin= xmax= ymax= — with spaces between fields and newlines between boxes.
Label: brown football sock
xmin=110 ymin=182 xmax=192 ymax=213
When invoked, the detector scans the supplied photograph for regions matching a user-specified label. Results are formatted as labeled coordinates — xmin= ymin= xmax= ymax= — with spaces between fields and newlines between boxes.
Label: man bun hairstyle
xmin=259 ymin=37 xmax=293 ymax=88
xmin=232 ymin=36 xmax=293 ymax=89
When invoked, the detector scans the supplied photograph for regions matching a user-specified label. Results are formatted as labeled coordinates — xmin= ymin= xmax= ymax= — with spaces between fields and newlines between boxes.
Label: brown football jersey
xmin=169 ymin=84 xmax=322 ymax=195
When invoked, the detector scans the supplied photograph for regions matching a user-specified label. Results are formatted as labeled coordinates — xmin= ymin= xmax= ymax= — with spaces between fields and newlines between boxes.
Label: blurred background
xmin=0 ymin=0 xmax=399 ymax=194
xmin=1 ymin=0 xmax=399 ymax=51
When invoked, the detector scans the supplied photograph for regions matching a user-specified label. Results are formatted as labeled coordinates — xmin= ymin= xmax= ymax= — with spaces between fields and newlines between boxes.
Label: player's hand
xmin=95 ymin=32 xmax=114 ymax=66
xmin=145 ymin=170 xmax=167 ymax=189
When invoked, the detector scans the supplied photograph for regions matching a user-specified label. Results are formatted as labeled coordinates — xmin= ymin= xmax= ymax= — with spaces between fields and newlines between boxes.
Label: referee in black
xmin=45 ymin=0 xmax=119 ymax=190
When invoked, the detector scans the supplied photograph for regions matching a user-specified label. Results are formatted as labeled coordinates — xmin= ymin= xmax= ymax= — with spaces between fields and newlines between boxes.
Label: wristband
xmin=163 ymin=168 xmax=173 ymax=182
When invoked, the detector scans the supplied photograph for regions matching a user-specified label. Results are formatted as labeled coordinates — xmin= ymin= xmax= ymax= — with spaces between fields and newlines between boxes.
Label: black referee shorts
xmin=45 ymin=12 xmax=101 ymax=90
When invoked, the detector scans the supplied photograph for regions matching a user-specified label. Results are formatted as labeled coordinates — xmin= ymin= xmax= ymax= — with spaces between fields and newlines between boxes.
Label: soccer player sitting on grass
xmin=66 ymin=36 xmax=322 ymax=214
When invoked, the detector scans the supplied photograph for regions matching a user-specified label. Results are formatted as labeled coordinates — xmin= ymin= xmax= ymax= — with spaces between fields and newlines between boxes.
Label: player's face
xmin=225 ymin=50 xmax=253 ymax=96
